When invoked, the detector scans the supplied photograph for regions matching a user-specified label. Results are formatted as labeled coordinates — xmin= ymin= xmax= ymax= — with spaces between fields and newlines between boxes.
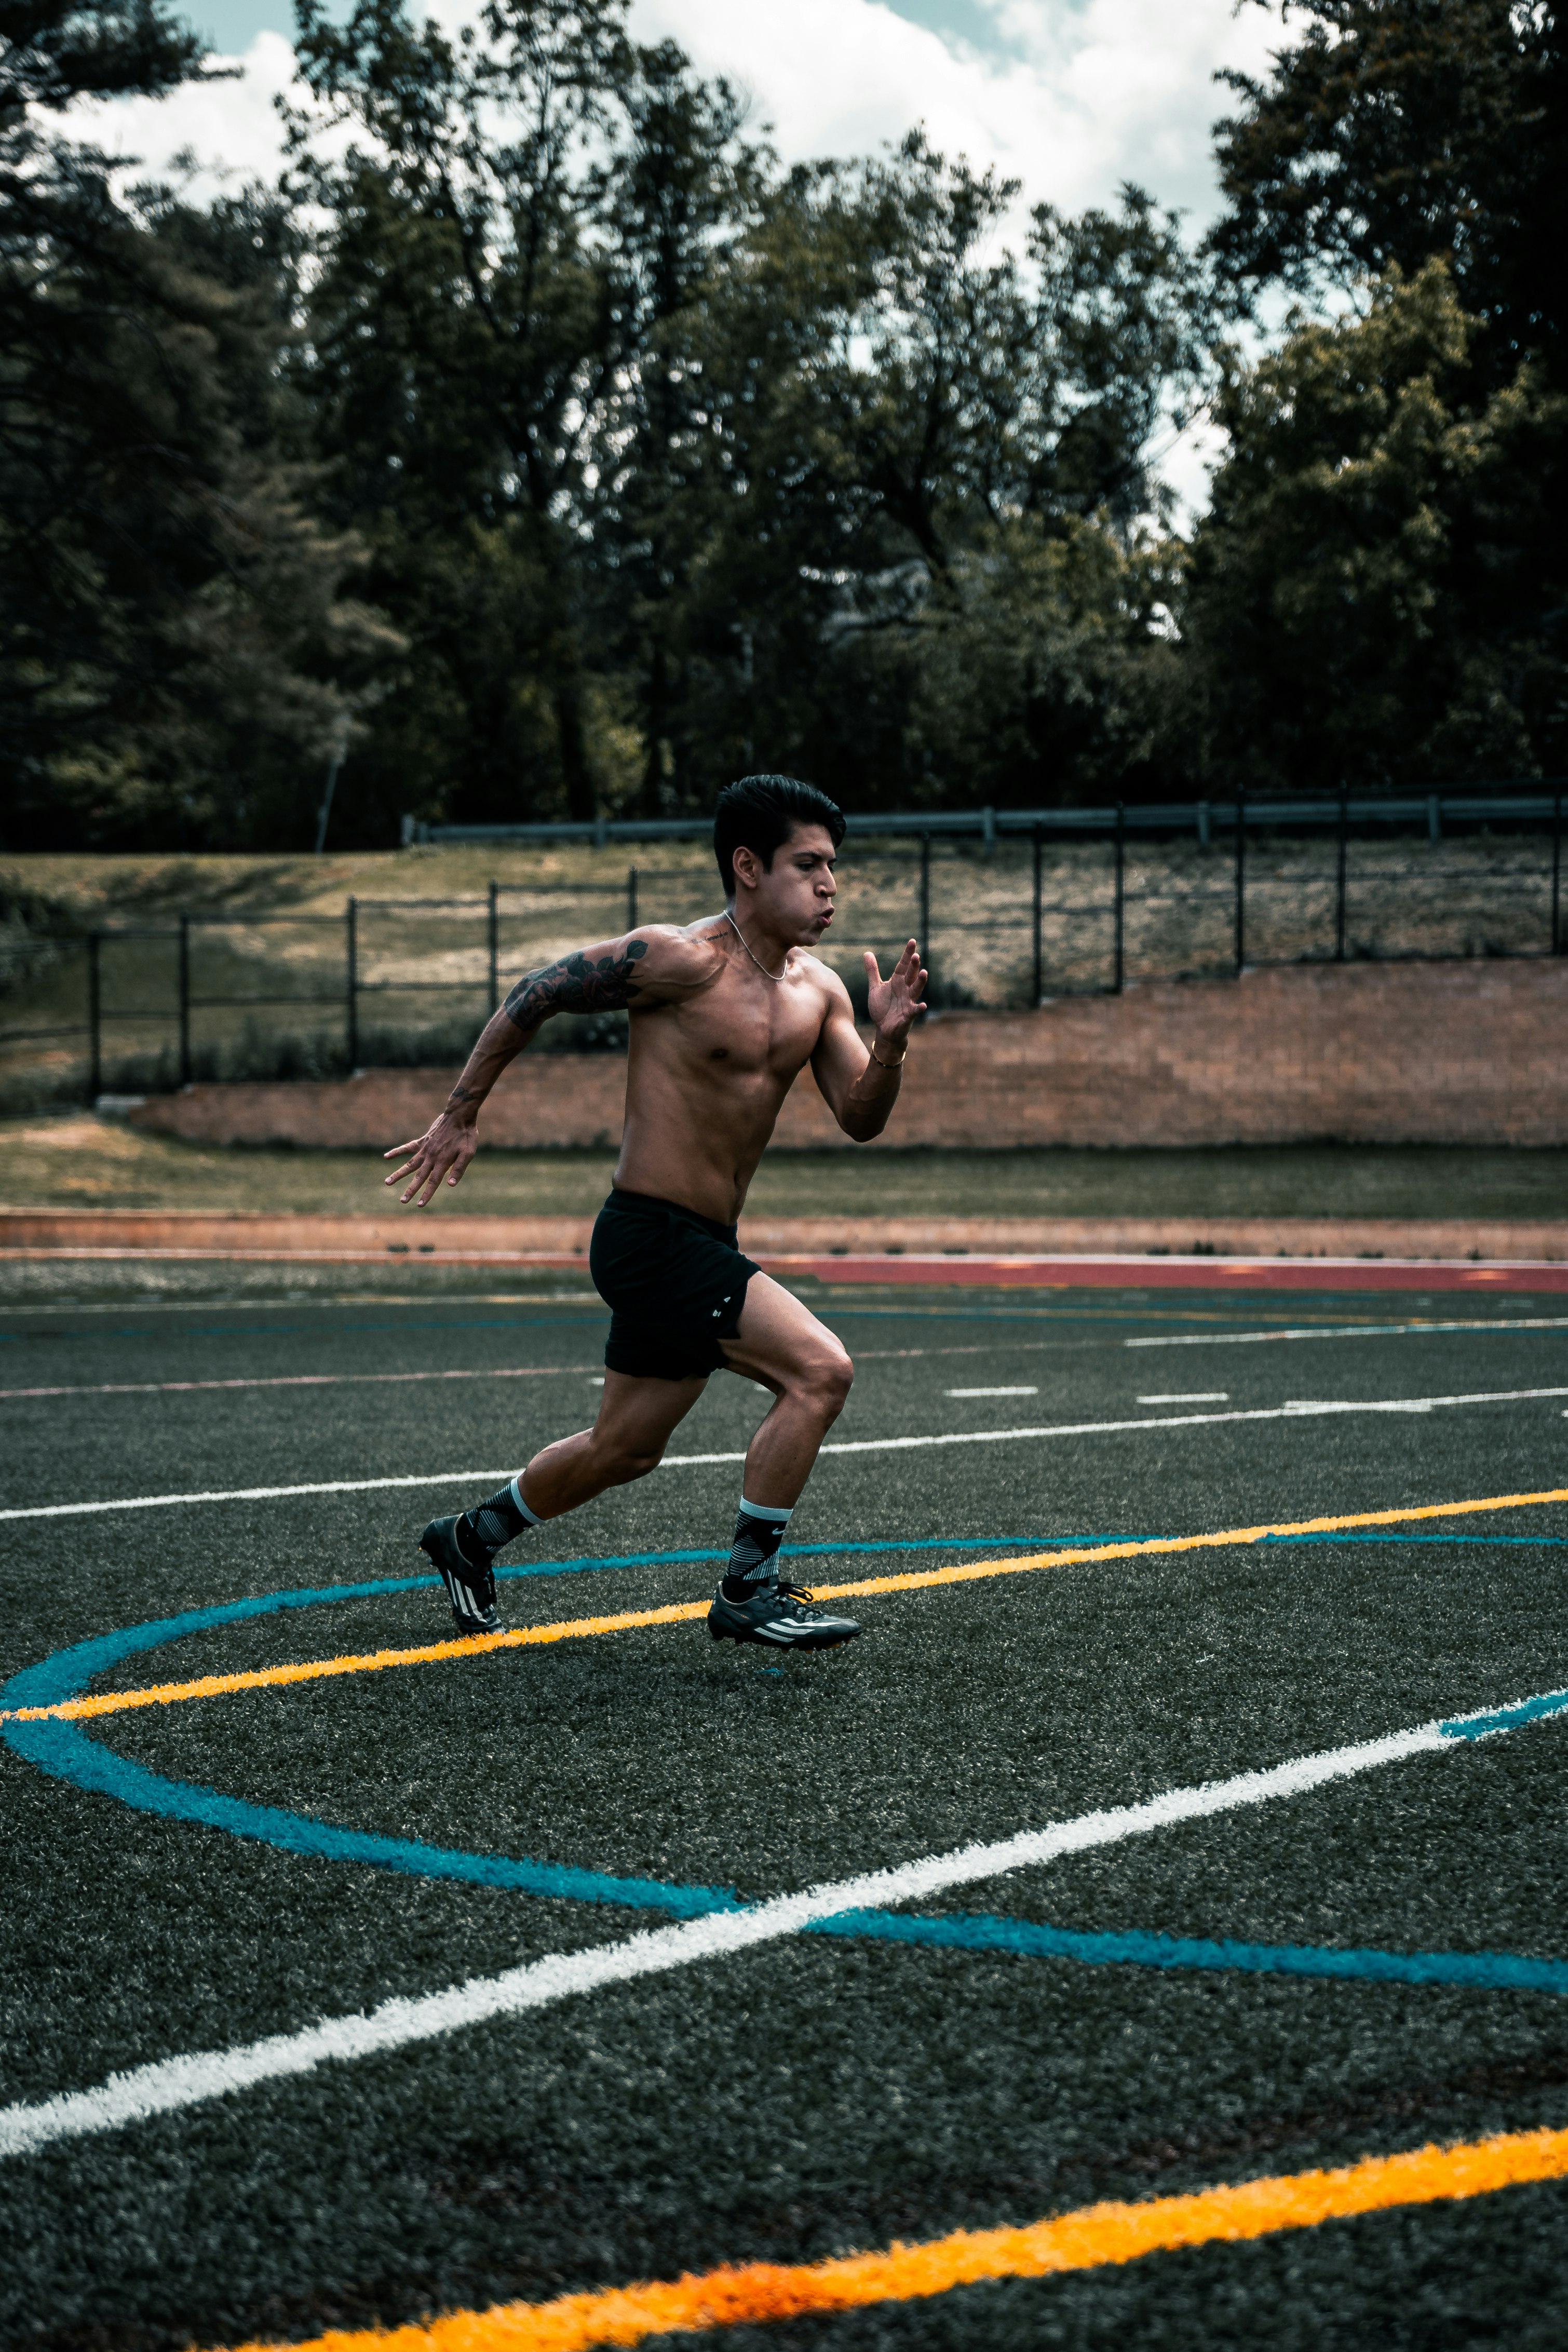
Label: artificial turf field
xmin=5 ymin=1265 xmax=1568 ymax=2349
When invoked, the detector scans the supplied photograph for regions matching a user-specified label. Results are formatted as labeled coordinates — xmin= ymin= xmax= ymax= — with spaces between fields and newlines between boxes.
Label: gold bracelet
xmin=870 ymin=1039 xmax=907 ymax=1069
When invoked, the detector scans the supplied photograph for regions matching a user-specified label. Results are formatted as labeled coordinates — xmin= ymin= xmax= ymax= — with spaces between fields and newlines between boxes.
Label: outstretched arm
xmin=383 ymin=933 xmax=657 ymax=1206
xmin=810 ymin=940 xmax=928 ymax=1143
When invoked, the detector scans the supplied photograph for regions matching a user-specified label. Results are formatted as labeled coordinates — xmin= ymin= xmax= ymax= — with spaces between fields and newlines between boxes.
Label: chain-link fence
xmin=4 ymin=790 xmax=1565 ymax=1106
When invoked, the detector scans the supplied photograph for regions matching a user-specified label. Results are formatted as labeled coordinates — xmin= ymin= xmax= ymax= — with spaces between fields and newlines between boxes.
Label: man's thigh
xmin=719 ymin=1272 xmax=849 ymax=1394
xmin=591 ymin=1368 xmax=709 ymax=1453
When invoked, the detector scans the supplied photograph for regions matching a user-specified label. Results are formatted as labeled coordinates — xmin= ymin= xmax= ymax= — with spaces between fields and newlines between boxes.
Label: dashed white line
xmin=5 ymin=1386 xmax=1565 ymax=1522
xmin=1126 ymin=1317 xmax=1568 ymax=1349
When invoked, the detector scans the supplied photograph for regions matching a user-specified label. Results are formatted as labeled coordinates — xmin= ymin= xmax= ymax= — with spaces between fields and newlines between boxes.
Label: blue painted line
xmin=4 ymin=1581 xmax=432 ymax=1707
xmin=0 ymin=1533 xmax=1136 ymax=1700
xmin=804 ymin=1908 xmax=1568 ymax=1994
xmin=6 ymin=1538 xmax=1097 ymax=1700
xmin=1441 ymin=1686 xmax=1568 ymax=1741
xmin=0 ymin=1581 xmax=742 ymax=1915
xmin=9 ymin=1547 xmax=1568 ymax=1997
xmin=670 ymin=1531 xmax=1560 ymax=1587
xmin=1 ymin=1537 xmax=1112 ymax=1916
xmin=5 ymin=1715 xmax=741 ymax=1915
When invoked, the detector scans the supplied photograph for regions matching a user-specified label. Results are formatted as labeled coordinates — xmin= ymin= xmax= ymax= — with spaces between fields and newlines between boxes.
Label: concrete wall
xmin=122 ymin=961 xmax=1568 ymax=1151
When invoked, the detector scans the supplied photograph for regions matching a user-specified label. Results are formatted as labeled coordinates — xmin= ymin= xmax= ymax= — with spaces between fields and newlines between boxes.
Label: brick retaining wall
xmin=120 ymin=961 xmax=1568 ymax=1151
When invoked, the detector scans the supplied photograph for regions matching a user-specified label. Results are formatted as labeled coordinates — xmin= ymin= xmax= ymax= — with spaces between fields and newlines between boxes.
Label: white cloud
xmin=71 ymin=1 xmax=1280 ymax=220
xmin=628 ymin=0 xmax=1280 ymax=220
xmin=70 ymin=29 xmax=299 ymax=200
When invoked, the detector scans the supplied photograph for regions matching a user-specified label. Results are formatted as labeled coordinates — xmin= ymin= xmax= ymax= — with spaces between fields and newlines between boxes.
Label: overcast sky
xmin=83 ymin=0 xmax=1281 ymax=224
xmin=74 ymin=0 xmax=1287 ymax=513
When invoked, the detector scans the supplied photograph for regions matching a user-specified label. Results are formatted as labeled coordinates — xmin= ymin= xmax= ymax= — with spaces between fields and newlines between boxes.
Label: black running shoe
xmin=420 ymin=1516 xmax=501 ymax=1634
xmin=707 ymin=1577 xmax=861 ymax=1650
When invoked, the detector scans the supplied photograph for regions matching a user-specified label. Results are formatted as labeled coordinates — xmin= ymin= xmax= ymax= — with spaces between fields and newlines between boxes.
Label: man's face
xmin=740 ymin=822 xmax=838 ymax=943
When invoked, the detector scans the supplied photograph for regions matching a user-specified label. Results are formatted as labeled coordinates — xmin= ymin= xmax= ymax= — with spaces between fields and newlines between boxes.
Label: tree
xmin=1211 ymin=1 xmax=1567 ymax=388
xmin=1 ymin=0 xmax=376 ymax=846
xmin=591 ymin=41 xmax=765 ymax=816
xmin=1030 ymin=187 xmax=1221 ymax=529
xmin=291 ymin=0 xmax=639 ymax=824
xmin=675 ymin=143 xmax=1214 ymax=808
xmin=1185 ymin=260 xmax=1568 ymax=792
xmin=904 ymin=515 xmax=1188 ymax=808
xmin=287 ymin=0 xmax=1227 ymax=827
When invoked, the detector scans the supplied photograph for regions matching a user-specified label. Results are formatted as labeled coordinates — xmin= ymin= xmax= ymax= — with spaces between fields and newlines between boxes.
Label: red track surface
xmin=758 ymin=1254 xmax=1568 ymax=1294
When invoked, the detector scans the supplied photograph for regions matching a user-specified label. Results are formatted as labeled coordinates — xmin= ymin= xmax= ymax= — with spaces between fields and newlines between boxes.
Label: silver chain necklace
xmin=724 ymin=910 xmax=788 ymax=983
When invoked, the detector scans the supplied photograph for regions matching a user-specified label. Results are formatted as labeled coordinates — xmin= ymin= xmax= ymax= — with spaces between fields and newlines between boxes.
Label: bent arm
xmin=383 ymin=930 xmax=681 ymax=1206
xmin=810 ymin=942 xmax=927 ymax=1143
xmin=821 ymin=1023 xmax=905 ymax=1142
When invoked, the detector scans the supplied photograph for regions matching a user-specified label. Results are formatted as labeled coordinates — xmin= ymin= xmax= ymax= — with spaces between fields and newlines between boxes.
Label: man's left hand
xmin=863 ymin=940 xmax=928 ymax=1050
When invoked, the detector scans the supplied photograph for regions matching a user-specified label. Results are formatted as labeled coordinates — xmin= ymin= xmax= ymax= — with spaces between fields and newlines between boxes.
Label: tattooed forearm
xmin=429 ymin=942 xmax=648 ymax=1124
xmin=503 ymin=942 xmax=647 ymax=1031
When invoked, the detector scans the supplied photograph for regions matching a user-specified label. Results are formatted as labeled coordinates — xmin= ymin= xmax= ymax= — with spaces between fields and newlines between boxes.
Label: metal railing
xmin=405 ymin=784 xmax=1567 ymax=848
xmin=4 ymin=785 xmax=1565 ymax=1100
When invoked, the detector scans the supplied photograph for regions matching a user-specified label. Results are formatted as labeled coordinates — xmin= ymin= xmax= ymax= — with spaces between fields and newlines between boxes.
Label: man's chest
xmin=649 ymin=971 xmax=824 ymax=1077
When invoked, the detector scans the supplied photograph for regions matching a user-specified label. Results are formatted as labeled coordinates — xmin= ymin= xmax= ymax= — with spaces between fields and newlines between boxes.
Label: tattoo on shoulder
xmin=503 ymin=940 xmax=647 ymax=1030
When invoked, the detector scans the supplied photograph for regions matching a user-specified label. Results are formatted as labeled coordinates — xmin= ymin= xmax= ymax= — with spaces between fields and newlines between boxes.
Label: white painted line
xmin=0 ymin=1292 xmax=599 ymax=1317
xmin=1127 ymin=1317 xmax=1568 ymax=1349
xmin=7 ymin=1387 xmax=1568 ymax=1521
xmin=756 ymin=1384 xmax=1568 ymax=1458
xmin=1138 ymin=1393 xmax=1228 ymax=1405
xmin=0 ymin=1366 xmax=596 ymax=1403
xmin=0 ymin=1715 xmax=1462 ymax=2160
xmin=943 ymin=1386 xmax=1039 ymax=1399
xmin=0 ymin=1473 xmax=517 ymax=1521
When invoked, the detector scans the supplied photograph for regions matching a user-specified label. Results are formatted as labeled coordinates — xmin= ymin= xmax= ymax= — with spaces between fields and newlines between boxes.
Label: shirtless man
xmin=383 ymin=774 xmax=927 ymax=1651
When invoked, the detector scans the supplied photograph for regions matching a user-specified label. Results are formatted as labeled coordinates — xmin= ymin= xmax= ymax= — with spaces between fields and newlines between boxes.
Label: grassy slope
xmin=6 ymin=858 xmax=1564 ymax=1221
xmin=0 ymin=843 xmax=721 ymax=916
xmin=4 ymin=1115 xmax=1568 ymax=1218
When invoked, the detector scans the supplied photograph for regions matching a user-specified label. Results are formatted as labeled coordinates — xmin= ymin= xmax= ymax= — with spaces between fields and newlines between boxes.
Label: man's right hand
xmin=383 ymin=1110 xmax=479 ymax=1207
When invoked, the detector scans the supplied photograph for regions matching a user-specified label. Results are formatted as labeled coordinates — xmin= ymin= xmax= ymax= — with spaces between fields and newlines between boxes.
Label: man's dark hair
xmin=713 ymin=775 xmax=846 ymax=897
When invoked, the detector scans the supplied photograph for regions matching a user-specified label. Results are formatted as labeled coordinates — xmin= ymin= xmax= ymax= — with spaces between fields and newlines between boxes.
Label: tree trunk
xmin=553 ymin=670 xmax=596 ymax=823
xmin=641 ymin=636 xmax=669 ymax=817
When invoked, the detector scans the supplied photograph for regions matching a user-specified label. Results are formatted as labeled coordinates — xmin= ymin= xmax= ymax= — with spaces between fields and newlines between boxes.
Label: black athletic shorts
xmin=589 ymin=1188 xmax=762 ymax=1381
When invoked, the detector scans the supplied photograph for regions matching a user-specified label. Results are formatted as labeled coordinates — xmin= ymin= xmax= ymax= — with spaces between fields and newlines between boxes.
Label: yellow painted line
xmin=7 ymin=1485 xmax=1565 ymax=1728
xmin=218 ymin=2122 xmax=1568 ymax=2352
xmin=0 ymin=1603 xmax=710 ymax=1724
xmin=811 ymin=1484 xmax=1568 ymax=1600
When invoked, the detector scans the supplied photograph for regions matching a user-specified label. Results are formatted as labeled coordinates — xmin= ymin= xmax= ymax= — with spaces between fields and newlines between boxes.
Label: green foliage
xmin=5 ymin=0 xmax=1565 ymax=840
xmin=1211 ymin=0 xmax=1567 ymax=387
xmin=0 ymin=877 xmax=71 ymax=996
xmin=909 ymin=516 xmax=1189 ymax=805
xmin=288 ymin=0 xmax=647 ymax=827
xmin=283 ymin=8 xmax=1207 ymax=824
xmin=1197 ymin=2 xmax=1568 ymax=792
xmin=1187 ymin=261 xmax=1568 ymax=789
xmin=0 ymin=1 xmax=394 ymax=847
